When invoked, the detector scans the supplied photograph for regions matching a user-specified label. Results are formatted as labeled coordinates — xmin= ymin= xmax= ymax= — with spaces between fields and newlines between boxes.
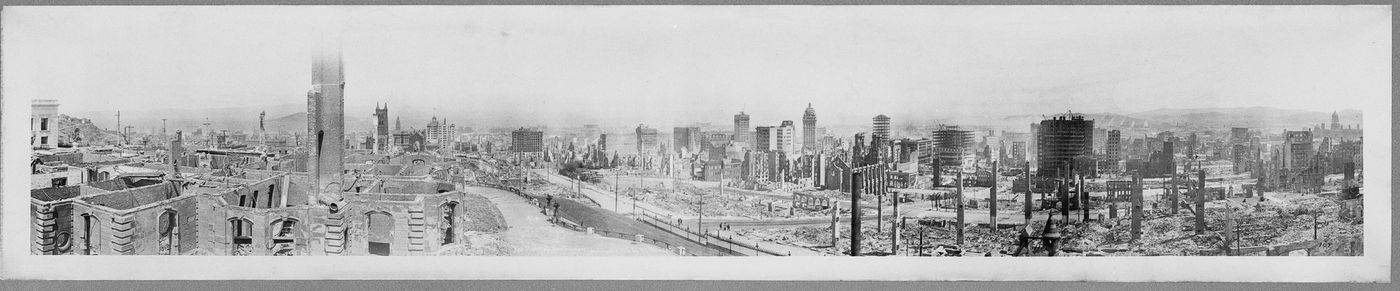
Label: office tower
xmin=733 ymin=111 xmax=751 ymax=146
xmin=777 ymin=120 xmax=796 ymax=154
xmin=755 ymin=126 xmax=777 ymax=152
xmin=1105 ymin=130 xmax=1122 ymax=173
xmin=1036 ymin=115 xmax=1095 ymax=178
xmin=512 ymin=127 xmax=544 ymax=153
xmin=931 ymin=125 xmax=975 ymax=169
xmin=803 ymin=103 xmax=817 ymax=153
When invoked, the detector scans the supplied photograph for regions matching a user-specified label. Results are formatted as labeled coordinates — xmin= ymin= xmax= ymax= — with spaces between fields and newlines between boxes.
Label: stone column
xmin=850 ymin=172 xmax=863 ymax=256
xmin=955 ymin=171 xmax=964 ymax=245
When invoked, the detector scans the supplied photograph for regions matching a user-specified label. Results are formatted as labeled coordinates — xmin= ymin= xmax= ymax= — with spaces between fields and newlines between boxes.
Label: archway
xmin=367 ymin=212 xmax=393 ymax=256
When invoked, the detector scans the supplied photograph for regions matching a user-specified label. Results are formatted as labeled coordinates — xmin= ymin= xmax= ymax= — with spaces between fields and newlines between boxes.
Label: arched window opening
xmin=229 ymin=218 xmax=253 ymax=256
xmin=367 ymin=212 xmax=393 ymax=256
xmin=267 ymin=184 xmax=276 ymax=207
xmin=238 ymin=195 xmax=247 ymax=207
xmin=251 ymin=191 xmax=260 ymax=208
xmin=269 ymin=218 xmax=298 ymax=256
xmin=81 ymin=214 xmax=101 ymax=255
xmin=158 ymin=210 xmax=179 ymax=255
xmin=440 ymin=202 xmax=458 ymax=245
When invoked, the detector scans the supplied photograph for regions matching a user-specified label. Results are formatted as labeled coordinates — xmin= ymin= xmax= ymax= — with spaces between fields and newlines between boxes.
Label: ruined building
xmin=30 ymin=38 xmax=504 ymax=256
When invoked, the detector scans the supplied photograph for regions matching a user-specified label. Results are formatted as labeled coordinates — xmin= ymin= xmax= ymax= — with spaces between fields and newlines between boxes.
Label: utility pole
xmin=115 ymin=111 xmax=123 ymax=145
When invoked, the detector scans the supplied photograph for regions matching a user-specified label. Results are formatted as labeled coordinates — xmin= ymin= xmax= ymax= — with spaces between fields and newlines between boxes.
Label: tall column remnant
xmin=308 ymin=34 xmax=346 ymax=209
xmin=1131 ymin=173 xmax=1143 ymax=241
xmin=955 ymin=171 xmax=965 ymax=245
xmin=990 ymin=161 xmax=998 ymax=232
xmin=850 ymin=172 xmax=863 ymax=256
xmin=1024 ymin=162 xmax=1032 ymax=221
xmin=1194 ymin=170 xmax=1206 ymax=235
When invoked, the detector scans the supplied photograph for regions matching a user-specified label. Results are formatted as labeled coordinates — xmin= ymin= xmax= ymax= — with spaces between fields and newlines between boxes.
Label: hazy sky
xmin=3 ymin=6 xmax=1390 ymax=129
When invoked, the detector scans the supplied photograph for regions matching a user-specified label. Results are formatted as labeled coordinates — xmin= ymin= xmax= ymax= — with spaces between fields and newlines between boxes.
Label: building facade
xmin=635 ymin=124 xmax=659 ymax=155
xmin=802 ymin=104 xmax=817 ymax=153
xmin=511 ymin=128 xmax=544 ymax=153
xmin=733 ymin=112 xmax=751 ymax=147
xmin=1035 ymin=115 xmax=1095 ymax=178
xmin=33 ymin=99 xmax=60 ymax=149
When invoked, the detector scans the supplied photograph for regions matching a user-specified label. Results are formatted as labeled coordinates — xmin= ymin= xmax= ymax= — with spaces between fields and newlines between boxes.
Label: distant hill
xmin=265 ymin=112 xmax=372 ymax=133
xmin=993 ymin=112 xmax=1160 ymax=130
xmin=1129 ymin=106 xmax=1362 ymax=130
xmin=68 ymin=104 xmax=370 ymax=134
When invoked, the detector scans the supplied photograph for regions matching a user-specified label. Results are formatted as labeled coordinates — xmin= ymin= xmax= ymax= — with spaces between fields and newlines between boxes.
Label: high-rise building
xmin=931 ymin=125 xmax=975 ymax=169
xmin=31 ymin=99 xmax=59 ymax=149
xmin=1104 ymin=130 xmax=1122 ymax=173
xmin=733 ymin=111 xmax=751 ymax=146
xmin=1283 ymin=130 xmax=1314 ymax=169
xmin=1028 ymin=123 xmax=1040 ymax=166
xmin=635 ymin=124 xmax=659 ymax=155
xmin=673 ymin=127 xmax=702 ymax=154
xmin=1230 ymin=127 xmax=1253 ymax=173
xmin=426 ymin=116 xmax=456 ymax=148
xmin=511 ymin=127 xmax=544 ymax=153
xmin=872 ymin=114 xmax=891 ymax=142
xmin=1010 ymin=140 xmax=1027 ymax=165
xmin=777 ymin=120 xmax=796 ymax=154
xmin=1035 ymin=115 xmax=1095 ymax=178
xmin=802 ymin=103 xmax=817 ymax=153
xmin=754 ymin=126 xmax=776 ymax=152
xmin=307 ymin=37 xmax=346 ymax=207
xmin=1186 ymin=132 xmax=1198 ymax=158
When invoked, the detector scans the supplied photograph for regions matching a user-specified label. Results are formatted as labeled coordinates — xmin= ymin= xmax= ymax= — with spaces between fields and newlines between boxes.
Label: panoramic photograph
xmin=6 ymin=5 xmax=1382 ymax=265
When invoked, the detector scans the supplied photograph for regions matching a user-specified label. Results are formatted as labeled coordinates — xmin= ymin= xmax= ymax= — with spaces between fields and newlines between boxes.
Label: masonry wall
xmin=121 ymin=195 xmax=199 ymax=255
xmin=31 ymin=200 xmax=75 ymax=254
xmin=67 ymin=203 xmax=130 ymax=255
xmin=32 ymin=169 xmax=86 ymax=189
xmin=217 ymin=176 xmax=286 ymax=209
xmin=338 ymin=196 xmax=419 ymax=255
